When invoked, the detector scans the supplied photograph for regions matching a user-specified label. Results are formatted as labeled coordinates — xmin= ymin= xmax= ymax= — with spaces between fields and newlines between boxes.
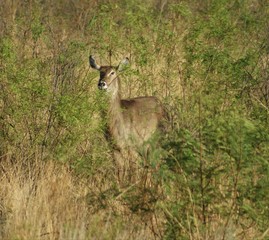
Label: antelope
xmin=89 ymin=55 xmax=165 ymax=181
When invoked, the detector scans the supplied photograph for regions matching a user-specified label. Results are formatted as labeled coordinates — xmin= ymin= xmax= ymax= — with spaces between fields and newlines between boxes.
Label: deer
xmin=89 ymin=55 xmax=166 ymax=182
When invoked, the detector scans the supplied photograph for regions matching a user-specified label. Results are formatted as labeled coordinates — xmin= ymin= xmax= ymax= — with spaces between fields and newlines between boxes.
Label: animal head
xmin=89 ymin=55 xmax=129 ymax=96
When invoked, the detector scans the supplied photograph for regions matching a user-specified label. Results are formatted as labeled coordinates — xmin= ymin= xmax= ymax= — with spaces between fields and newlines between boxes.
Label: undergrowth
xmin=0 ymin=0 xmax=268 ymax=239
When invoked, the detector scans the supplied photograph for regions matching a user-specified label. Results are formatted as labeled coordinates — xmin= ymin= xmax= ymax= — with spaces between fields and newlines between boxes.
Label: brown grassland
xmin=0 ymin=0 xmax=269 ymax=239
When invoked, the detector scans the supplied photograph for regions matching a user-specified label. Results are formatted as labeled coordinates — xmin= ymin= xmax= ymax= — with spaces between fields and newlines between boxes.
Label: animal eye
xmin=111 ymin=72 xmax=115 ymax=75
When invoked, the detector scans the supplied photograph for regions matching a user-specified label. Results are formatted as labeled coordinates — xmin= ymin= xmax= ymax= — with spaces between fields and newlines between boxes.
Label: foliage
xmin=0 ymin=0 xmax=268 ymax=239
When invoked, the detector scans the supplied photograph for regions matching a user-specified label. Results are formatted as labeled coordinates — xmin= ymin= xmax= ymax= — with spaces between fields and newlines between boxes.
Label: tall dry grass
xmin=0 ymin=158 xmax=158 ymax=240
xmin=0 ymin=158 xmax=87 ymax=239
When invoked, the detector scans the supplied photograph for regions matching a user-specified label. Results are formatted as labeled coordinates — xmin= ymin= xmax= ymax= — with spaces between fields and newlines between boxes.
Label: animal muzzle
xmin=98 ymin=80 xmax=108 ymax=90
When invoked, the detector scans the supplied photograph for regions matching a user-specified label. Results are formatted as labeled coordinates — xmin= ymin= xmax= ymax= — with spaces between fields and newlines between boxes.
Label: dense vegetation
xmin=0 ymin=0 xmax=268 ymax=239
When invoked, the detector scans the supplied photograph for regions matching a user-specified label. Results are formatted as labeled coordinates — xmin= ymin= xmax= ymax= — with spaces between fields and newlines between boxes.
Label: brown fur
xmin=90 ymin=56 xmax=165 ymax=181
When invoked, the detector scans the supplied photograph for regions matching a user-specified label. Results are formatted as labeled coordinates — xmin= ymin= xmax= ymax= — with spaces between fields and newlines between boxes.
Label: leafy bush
xmin=0 ymin=0 xmax=268 ymax=239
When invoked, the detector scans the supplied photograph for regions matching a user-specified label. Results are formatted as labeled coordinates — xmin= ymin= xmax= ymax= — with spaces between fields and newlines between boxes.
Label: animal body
xmin=89 ymin=55 xmax=165 ymax=181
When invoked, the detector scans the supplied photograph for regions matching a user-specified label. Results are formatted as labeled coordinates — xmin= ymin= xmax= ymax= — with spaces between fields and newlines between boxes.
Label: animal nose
xmin=98 ymin=81 xmax=107 ymax=90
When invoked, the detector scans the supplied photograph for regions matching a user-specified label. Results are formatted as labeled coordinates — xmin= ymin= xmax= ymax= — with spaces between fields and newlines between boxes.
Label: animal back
xmin=120 ymin=96 xmax=164 ymax=144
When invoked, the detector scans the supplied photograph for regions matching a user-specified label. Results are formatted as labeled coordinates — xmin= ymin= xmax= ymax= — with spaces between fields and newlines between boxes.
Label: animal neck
xmin=107 ymin=77 xmax=122 ymax=121
xmin=108 ymin=91 xmax=123 ymax=124
xmin=107 ymin=90 xmax=126 ymax=147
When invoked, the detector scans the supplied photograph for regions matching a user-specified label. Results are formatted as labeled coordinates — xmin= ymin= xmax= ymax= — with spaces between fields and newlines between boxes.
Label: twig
xmin=114 ymin=180 xmax=140 ymax=200
xmin=257 ymin=227 xmax=269 ymax=240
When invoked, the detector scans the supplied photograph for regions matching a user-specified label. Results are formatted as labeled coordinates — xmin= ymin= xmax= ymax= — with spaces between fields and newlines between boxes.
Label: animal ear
xmin=89 ymin=55 xmax=101 ymax=70
xmin=117 ymin=57 xmax=129 ymax=72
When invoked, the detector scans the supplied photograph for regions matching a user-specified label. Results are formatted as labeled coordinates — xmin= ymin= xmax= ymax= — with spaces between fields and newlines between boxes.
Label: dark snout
xmin=98 ymin=80 xmax=107 ymax=90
